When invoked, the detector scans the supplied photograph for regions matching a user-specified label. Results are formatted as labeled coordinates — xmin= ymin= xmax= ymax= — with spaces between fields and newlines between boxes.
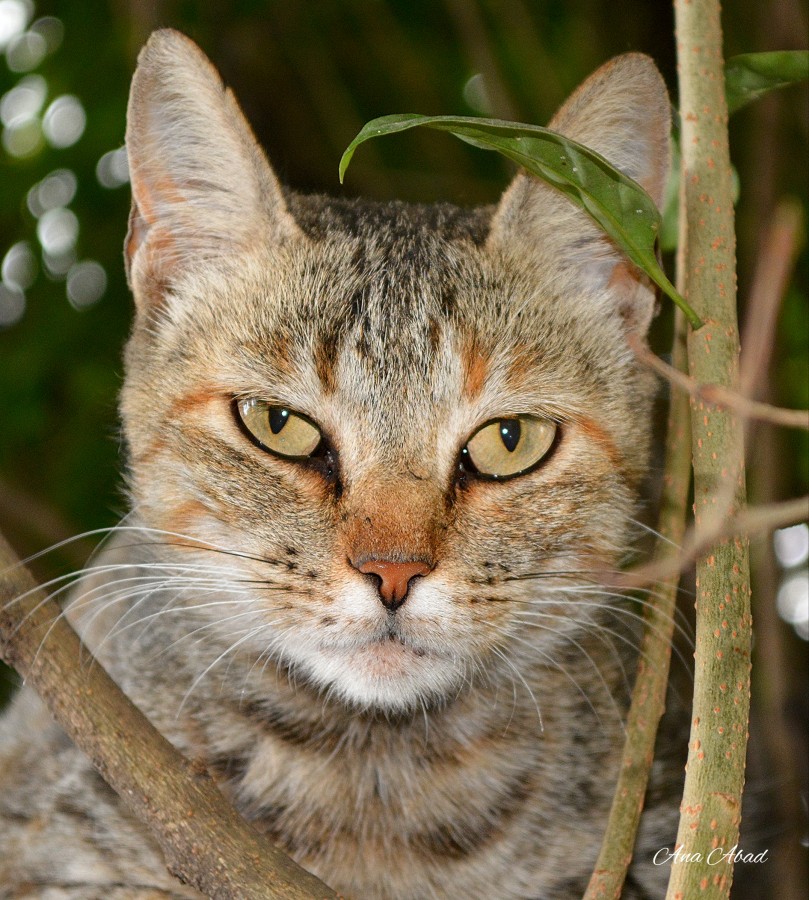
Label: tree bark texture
xmin=0 ymin=532 xmax=337 ymax=900
xmin=667 ymin=1 xmax=753 ymax=897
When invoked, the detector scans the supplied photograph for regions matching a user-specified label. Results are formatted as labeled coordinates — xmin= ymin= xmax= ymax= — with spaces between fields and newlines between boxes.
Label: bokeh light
xmin=42 ymin=94 xmax=85 ymax=148
xmin=0 ymin=72 xmax=45 ymax=125
xmin=0 ymin=3 xmax=89 ymax=325
xmin=96 ymin=146 xmax=129 ymax=188
xmin=66 ymin=259 xmax=106 ymax=310
xmin=1 ymin=114 xmax=40 ymax=155
xmin=5 ymin=26 xmax=46 ymax=71
xmin=1 ymin=72 xmax=46 ymax=157
xmin=1 ymin=241 xmax=37 ymax=290
xmin=774 ymin=523 xmax=809 ymax=641
xmin=27 ymin=168 xmax=77 ymax=217
xmin=774 ymin=523 xmax=809 ymax=568
xmin=777 ymin=571 xmax=809 ymax=641
xmin=0 ymin=282 xmax=25 ymax=327
xmin=0 ymin=0 xmax=32 ymax=52
xmin=29 ymin=14 xmax=61 ymax=53
xmin=462 ymin=73 xmax=493 ymax=114
xmin=42 ymin=247 xmax=75 ymax=278
xmin=36 ymin=206 xmax=78 ymax=256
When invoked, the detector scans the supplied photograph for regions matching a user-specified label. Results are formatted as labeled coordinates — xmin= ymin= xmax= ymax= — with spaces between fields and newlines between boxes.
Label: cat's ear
xmin=125 ymin=29 xmax=301 ymax=311
xmin=487 ymin=54 xmax=671 ymax=336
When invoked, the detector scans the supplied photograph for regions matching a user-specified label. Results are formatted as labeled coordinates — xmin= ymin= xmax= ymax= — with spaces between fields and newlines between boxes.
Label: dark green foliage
xmin=726 ymin=51 xmax=809 ymax=114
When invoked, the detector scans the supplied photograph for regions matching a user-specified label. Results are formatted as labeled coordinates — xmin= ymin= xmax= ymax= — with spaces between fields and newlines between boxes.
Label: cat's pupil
xmin=499 ymin=419 xmax=521 ymax=453
xmin=269 ymin=407 xmax=290 ymax=434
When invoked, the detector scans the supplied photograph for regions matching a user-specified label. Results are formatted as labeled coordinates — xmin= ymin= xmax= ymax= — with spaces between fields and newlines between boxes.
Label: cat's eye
xmin=463 ymin=415 xmax=557 ymax=480
xmin=236 ymin=399 xmax=322 ymax=459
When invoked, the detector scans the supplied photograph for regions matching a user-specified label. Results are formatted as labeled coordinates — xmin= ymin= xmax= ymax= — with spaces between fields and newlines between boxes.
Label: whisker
xmin=176 ymin=621 xmax=286 ymax=716
xmin=490 ymin=645 xmax=543 ymax=732
xmin=512 ymin=594 xmax=694 ymax=671
xmin=510 ymin=625 xmax=625 ymax=730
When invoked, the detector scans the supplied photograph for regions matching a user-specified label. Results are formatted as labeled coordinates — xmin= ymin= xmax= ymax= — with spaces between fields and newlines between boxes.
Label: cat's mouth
xmin=382 ymin=616 xmax=426 ymax=652
xmin=317 ymin=624 xmax=435 ymax=680
xmin=289 ymin=615 xmax=461 ymax=711
xmin=351 ymin=636 xmax=430 ymax=678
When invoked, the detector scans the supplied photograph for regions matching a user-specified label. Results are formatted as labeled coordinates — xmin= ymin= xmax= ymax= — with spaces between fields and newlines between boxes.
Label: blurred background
xmin=0 ymin=0 xmax=807 ymax=892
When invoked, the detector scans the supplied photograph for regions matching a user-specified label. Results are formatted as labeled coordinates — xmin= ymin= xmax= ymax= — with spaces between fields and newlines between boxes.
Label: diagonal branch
xmin=614 ymin=494 xmax=809 ymax=592
xmin=584 ymin=306 xmax=693 ymax=900
xmin=0 ymin=531 xmax=337 ymax=900
xmin=628 ymin=333 xmax=809 ymax=430
xmin=740 ymin=198 xmax=804 ymax=398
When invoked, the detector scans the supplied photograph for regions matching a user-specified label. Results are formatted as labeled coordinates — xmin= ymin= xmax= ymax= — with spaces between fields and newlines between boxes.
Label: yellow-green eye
xmin=464 ymin=415 xmax=557 ymax=479
xmin=236 ymin=399 xmax=322 ymax=459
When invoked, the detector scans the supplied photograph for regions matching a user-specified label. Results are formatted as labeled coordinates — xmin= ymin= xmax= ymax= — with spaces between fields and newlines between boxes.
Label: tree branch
xmin=667 ymin=2 xmax=753 ymax=896
xmin=0 ymin=531 xmax=337 ymax=900
xmin=740 ymin=198 xmax=804 ymax=398
xmin=584 ymin=307 xmax=693 ymax=899
xmin=628 ymin=333 xmax=809 ymax=430
xmin=614 ymin=495 xmax=809 ymax=592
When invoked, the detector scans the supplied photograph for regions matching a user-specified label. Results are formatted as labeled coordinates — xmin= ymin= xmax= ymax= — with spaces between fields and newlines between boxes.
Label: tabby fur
xmin=1 ymin=30 xmax=682 ymax=899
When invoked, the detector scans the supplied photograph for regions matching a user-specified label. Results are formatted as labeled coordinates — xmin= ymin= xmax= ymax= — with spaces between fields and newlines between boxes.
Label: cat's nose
xmin=355 ymin=559 xmax=432 ymax=611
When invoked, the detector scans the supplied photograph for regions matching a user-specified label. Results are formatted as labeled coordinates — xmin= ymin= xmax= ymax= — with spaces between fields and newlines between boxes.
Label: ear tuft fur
xmin=488 ymin=53 xmax=671 ymax=337
xmin=125 ymin=29 xmax=300 ymax=311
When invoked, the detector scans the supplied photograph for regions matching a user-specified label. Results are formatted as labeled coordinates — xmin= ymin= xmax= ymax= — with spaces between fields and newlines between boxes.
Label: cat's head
xmin=119 ymin=30 xmax=670 ymax=713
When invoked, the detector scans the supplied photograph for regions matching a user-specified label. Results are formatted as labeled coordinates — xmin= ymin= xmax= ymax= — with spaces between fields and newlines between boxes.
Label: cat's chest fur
xmin=89 ymin=574 xmax=629 ymax=899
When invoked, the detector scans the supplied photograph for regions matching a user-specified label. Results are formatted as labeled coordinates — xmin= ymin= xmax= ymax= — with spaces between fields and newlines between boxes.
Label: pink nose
xmin=356 ymin=559 xmax=432 ymax=611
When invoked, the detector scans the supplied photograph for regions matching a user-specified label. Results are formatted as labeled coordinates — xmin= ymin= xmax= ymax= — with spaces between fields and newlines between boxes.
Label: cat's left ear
xmin=125 ymin=29 xmax=301 ymax=311
xmin=487 ymin=54 xmax=671 ymax=336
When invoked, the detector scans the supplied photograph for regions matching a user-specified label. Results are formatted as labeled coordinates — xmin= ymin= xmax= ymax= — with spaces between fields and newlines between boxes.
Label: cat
xmin=0 ymin=28 xmax=682 ymax=900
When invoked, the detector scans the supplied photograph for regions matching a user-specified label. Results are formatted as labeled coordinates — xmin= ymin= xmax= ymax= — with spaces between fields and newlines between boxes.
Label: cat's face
xmin=119 ymin=31 xmax=669 ymax=712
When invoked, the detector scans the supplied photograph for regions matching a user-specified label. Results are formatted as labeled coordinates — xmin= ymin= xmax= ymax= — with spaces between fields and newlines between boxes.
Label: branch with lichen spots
xmin=666 ymin=0 xmax=753 ymax=896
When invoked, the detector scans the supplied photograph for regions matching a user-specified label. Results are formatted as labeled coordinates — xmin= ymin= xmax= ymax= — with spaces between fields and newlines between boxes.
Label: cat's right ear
xmin=487 ymin=54 xmax=671 ymax=337
xmin=125 ymin=29 xmax=301 ymax=312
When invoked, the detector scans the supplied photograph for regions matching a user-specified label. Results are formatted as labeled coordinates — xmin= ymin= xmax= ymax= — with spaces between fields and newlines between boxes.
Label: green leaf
xmin=340 ymin=115 xmax=703 ymax=329
xmin=725 ymin=51 xmax=809 ymax=115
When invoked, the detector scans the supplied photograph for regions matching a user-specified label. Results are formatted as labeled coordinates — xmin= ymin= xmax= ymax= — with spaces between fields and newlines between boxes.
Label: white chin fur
xmin=287 ymin=637 xmax=465 ymax=713
xmin=227 ymin=576 xmax=470 ymax=712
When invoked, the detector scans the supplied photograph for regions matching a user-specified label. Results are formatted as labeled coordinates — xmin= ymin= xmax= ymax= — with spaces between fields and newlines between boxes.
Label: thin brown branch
xmin=740 ymin=198 xmax=804 ymax=398
xmin=614 ymin=495 xmax=809 ymax=592
xmin=629 ymin=333 xmax=809 ymax=430
xmin=585 ymin=307 xmax=692 ymax=899
xmin=0 ymin=531 xmax=337 ymax=900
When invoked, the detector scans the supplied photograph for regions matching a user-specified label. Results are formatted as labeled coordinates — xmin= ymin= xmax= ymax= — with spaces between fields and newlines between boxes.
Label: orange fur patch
xmin=607 ymin=259 xmax=639 ymax=291
xmin=342 ymin=484 xmax=444 ymax=566
xmin=576 ymin=416 xmax=625 ymax=472
xmin=167 ymin=387 xmax=220 ymax=420
xmin=132 ymin=390 xmax=219 ymax=467
xmin=505 ymin=343 xmax=539 ymax=389
xmin=462 ymin=339 xmax=489 ymax=399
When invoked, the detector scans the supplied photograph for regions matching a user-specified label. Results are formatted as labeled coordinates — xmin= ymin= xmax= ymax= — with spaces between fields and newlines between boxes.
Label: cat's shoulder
xmin=0 ymin=688 xmax=199 ymax=898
